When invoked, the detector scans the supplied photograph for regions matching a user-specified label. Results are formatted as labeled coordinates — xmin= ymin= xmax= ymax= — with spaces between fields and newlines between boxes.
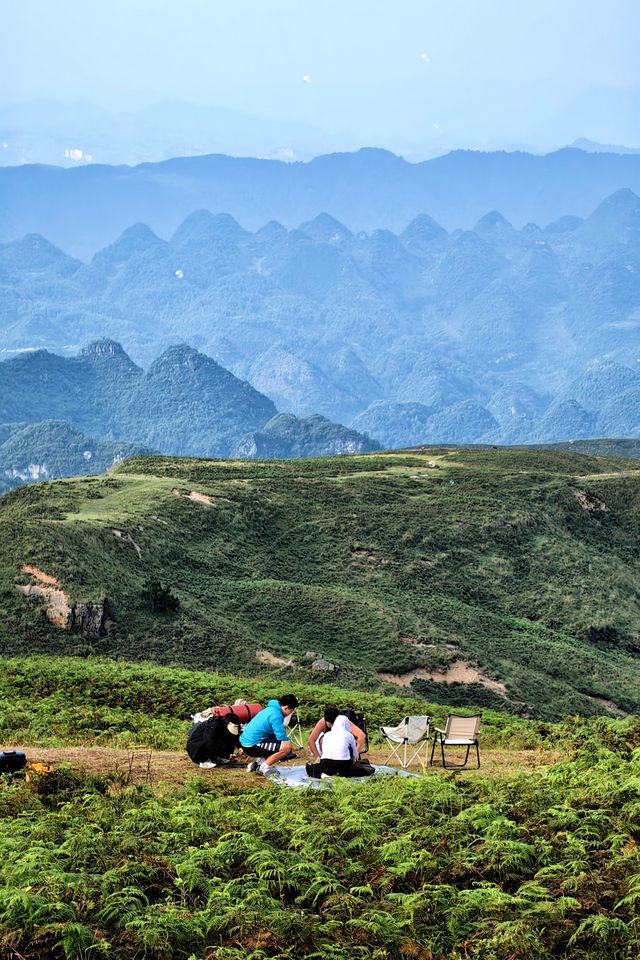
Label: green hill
xmin=2 ymin=446 xmax=640 ymax=718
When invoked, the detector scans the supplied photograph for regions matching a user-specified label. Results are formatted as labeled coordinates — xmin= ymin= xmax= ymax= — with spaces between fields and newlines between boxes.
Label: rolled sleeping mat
xmin=213 ymin=702 xmax=263 ymax=725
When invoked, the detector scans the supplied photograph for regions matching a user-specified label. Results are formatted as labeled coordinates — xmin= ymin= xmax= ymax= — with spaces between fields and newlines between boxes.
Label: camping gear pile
xmin=186 ymin=700 xmax=263 ymax=768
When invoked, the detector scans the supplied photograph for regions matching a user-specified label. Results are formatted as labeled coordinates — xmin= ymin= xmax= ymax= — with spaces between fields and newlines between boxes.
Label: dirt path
xmin=2 ymin=743 xmax=565 ymax=789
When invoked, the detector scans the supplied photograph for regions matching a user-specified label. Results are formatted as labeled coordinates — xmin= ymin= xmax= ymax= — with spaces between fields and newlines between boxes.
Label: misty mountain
xmin=2 ymin=187 xmax=640 ymax=449
xmin=0 ymin=341 xmax=378 ymax=487
xmin=571 ymin=138 xmax=640 ymax=155
xmin=234 ymin=413 xmax=379 ymax=459
xmin=0 ymin=420 xmax=149 ymax=493
xmin=4 ymin=147 xmax=640 ymax=258
xmin=0 ymin=99 xmax=327 ymax=168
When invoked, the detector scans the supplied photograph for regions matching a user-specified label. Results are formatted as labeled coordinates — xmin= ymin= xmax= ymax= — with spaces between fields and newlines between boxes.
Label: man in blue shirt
xmin=240 ymin=693 xmax=299 ymax=775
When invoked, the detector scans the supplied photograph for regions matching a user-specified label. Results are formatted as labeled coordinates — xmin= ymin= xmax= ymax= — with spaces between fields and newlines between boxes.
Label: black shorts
xmin=242 ymin=740 xmax=283 ymax=758
xmin=306 ymin=759 xmax=376 ymax=779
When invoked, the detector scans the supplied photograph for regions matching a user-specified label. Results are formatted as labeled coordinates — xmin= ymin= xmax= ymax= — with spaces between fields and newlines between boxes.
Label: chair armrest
xmin=433 ymin=727 xmax=446 ymax=735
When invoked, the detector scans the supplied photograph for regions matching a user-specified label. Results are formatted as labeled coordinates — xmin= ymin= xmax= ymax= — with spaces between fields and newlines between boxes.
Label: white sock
xmin=259 ymin=759 xmax=270 ymax=774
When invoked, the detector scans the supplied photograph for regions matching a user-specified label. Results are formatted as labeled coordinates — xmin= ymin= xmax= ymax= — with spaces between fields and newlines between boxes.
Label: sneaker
xmin=262 ymin=765 xmax=283 ymax=781
xmin=246 ymin=759 xmax=259 ymax=772
xmin=199 ymin=761 xmax=217 ymax=769
xmin=320 ymin=772 xmax=334 ymax=781
xmin=258 ymin=760 xmax=271 ymax=776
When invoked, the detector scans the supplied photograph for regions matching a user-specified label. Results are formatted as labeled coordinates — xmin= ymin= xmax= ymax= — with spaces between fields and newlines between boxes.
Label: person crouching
xmin=240 ymin=693 xmax=298 ymax=776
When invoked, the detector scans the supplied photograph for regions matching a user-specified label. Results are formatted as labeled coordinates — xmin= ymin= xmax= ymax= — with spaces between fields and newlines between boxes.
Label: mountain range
xmin=4 ymin=146 xmax=640 ymax=258
xmin=2 ymin=187 xmax=640 ymax=452
xmin=0 ymin=341 xmax=378 ymax=491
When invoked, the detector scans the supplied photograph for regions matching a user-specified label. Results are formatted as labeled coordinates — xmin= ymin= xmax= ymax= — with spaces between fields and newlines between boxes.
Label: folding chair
xmin=380 ymin=715 xmax=431 ymax=768
xmin=283 ymin=708 xmax=304 ymax=749
xmin=430 ymin=715 xmax=481 ymax=769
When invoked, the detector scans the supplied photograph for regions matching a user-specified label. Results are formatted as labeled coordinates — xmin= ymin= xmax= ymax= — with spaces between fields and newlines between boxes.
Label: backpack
xmin=186 ymin=716 xmax=239 ymax=765
xmin=0 ymin=751 xmax=27 ymax=774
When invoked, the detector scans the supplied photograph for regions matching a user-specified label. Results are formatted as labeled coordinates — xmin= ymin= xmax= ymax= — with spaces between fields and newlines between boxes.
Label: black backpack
xmin=186 ymin=716 xmax=239 ymax=765
xmin=0 ymin=751 xmax=27 ymax=774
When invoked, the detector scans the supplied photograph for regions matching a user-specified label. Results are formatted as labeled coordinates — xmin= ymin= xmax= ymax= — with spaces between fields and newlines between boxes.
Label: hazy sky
xmin=3 ymin=0 xmax=640 ymax=156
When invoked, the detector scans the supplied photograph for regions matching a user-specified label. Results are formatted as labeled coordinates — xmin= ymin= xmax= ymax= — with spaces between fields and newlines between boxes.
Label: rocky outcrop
xmin=311 ymin=658 xmax=337 ymax=673
xmin=16 ymin=565 xmax=106 ymax=639
xmin=72 ymin=602 xmax=106 ymax=640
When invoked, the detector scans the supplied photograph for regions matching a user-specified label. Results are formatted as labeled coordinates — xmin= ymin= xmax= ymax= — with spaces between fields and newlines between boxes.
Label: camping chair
xmin=283 ymin=708 xmax=304 ymax=749
xmin=430 ymin=715 xmax=481 ymax=769
xmin=380 ymin=715 xmax=431 ymax=768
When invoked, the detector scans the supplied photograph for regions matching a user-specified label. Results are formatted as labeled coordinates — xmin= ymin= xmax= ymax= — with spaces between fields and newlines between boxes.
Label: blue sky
xmin=3 ymin=0 xmax=640 ymax=156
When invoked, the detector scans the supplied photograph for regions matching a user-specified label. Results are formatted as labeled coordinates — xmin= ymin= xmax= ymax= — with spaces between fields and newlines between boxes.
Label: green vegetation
xmin=0 ymin=656 xmax=554 ymax=751
xmin=2 ymin=447 xmax=640 ymax=717
xmin=0 ymin=655 xmax=639 ymax=959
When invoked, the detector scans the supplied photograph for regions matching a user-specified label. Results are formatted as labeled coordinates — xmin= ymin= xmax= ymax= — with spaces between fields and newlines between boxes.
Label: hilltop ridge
xmin=2 ymin=445 xmax=640 ymax=719
xmin=4 ymin=146 xmax=640 ymax=257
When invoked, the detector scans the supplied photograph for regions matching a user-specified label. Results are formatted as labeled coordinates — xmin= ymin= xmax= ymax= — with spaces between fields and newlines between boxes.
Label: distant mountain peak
xmin=585 ymin=188 xmax=640 ymax=225
xmin=19 ymin=233 xmax=60 ymax=251
xmin=90 ymin=222 xmax=164 ymax=269
xmin=298 ymin=213 xmax=352 ymax=242
xmin=255 ymin=220 xmax=288 ymax=240
xmin=400 ymin=214 xmax=447 ymax=247
xmin=151 ymin=342 xmax=201 ymax=364
xmin=474 ymin=210 xmax=513 ymax=233
xmin=571 ymin=138 xmax=640 ymax=156
xmin=576 ymin=188 xmax=640 ymax=250
xmin=80 ymin=339 xmax=130 ymax=361
xmin=1 ymin=234 xmax=79 ymax=274
xmin=309 ymin=146 xmax=404 ymax=168
xmin=171 ymin=210 xmax=248 ymax=246
xmin=104 ymin=222 xmax=162 ymax=249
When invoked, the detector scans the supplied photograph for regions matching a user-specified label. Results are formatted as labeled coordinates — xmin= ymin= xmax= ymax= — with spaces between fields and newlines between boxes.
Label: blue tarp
xmin=271 ymin=764 xmax=419 ymax=789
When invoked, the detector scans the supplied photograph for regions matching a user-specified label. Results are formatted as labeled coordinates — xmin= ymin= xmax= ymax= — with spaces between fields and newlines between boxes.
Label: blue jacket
xmin=240 ymin=699 xmax=289 ymax=747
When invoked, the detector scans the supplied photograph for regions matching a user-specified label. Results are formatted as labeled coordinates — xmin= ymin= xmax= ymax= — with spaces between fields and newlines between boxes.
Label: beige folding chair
xmin=380 ymin=715 xmax=431 ymax=768
xmin=430 ymin=715 xmax=481 ymax=769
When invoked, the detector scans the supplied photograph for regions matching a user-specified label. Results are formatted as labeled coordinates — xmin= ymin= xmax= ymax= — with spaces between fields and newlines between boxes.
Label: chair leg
xmin=442 ymin=742 xmax=475 ymax=769
xmin=429 ymin=735 xmax=437 ymax=766
xmin=475 ymin=741 xmax=480 ymax=768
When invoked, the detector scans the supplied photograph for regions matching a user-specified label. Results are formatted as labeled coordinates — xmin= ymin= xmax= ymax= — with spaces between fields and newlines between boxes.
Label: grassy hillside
xmin=2 ymin=446 xmax=640 ymax=718
xmin=0 ymin=656 xmax=552 ymax=752
xmin=0 ymin=656 xmax=639 ymax=960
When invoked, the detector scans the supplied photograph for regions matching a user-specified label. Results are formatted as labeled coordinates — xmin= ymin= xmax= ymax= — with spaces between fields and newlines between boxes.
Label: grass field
xmin=2 ymin=446 xmax=640 ymax=717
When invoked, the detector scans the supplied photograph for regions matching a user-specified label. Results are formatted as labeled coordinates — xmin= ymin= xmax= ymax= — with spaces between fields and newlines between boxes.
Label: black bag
xmin=186 ymin=716 xmax=239 ymax=765
xmin=343 ymin=709 xmax=369 ymax=752
xmin=0 ymin=751 xmax=27 ymax=774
